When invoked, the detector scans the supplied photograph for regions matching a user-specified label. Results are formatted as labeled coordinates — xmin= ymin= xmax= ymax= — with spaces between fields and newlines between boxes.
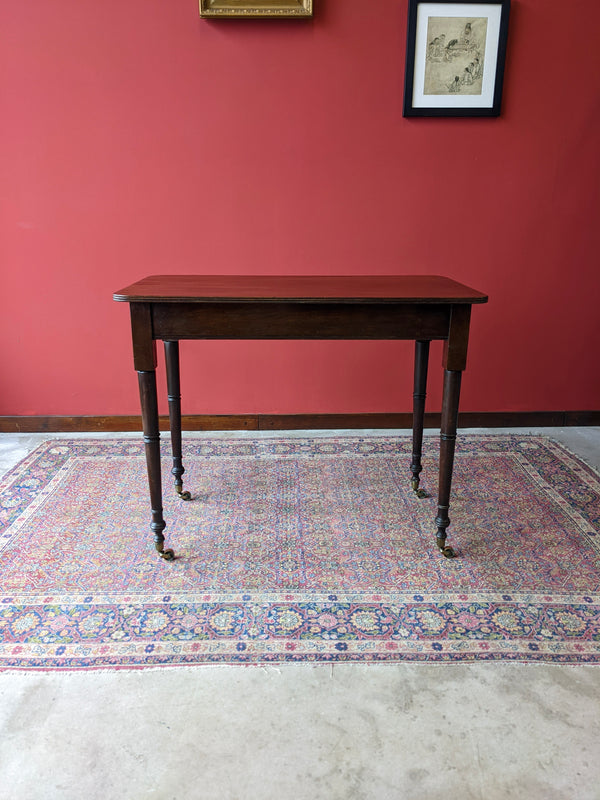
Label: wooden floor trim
xmin=1 ymin=411 xmax=598 ymax=433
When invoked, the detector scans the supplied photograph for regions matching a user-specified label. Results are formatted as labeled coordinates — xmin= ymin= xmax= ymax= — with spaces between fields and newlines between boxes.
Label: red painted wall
xmin=1 ymin=0 xmax=599 ymax=417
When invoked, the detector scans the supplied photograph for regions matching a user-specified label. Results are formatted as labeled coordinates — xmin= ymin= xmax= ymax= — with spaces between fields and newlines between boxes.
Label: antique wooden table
xmin=114 ymin=275 xmax=488 ymax=561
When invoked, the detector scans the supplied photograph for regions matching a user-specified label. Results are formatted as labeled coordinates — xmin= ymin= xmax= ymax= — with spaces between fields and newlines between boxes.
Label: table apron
xmin=150 ymin=302 xmax=452 ymax=340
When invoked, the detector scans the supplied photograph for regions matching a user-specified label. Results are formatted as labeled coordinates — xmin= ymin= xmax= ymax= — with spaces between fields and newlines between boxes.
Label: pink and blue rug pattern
xmin=0 ymin=435 xmax=599 ymax=669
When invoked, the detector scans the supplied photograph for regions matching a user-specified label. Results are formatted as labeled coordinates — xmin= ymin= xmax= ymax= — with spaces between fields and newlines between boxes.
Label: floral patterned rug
xmin=0 ymin=435 xmax=599 ymax=670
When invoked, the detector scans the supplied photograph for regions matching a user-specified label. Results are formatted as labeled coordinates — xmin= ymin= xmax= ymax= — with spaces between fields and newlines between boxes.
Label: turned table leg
xmin=129 ymin=303 xmax=174 ymax=561
xmin=138 ymin=369 xmax=174 ymax=560
xmin=164 ymin=340 xmax=192 ymax=501
xmin=411 ymin=339 xmax=430 ymax=497
xmin=434 ymin=304 xmax=471 ymax=558
xmin=436 ymin=369 xmax=462 ymax=558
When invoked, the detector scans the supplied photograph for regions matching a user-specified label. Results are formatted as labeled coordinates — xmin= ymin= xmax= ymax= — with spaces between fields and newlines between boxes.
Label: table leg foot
xmin=176 ymin=486 xmax=192 ymax=501
xmin=411 ymin=474 xmax=431 ymax=498
xmin=436 ymin=509 xmax=456 ymax=557
xmin=411 ymin=478 xmax=429 ymax=498
xmin=151 ymin=518 xmax=174 ymax=560
xmin=156 ymin=544 xmax=176 ymax=561
xmin=437 ymin=539 xmax=456 ymax=558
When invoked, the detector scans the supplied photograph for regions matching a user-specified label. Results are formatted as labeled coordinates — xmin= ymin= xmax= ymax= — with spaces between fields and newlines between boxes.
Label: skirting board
xmin=0 ymin=411 xmax=598 ymax=433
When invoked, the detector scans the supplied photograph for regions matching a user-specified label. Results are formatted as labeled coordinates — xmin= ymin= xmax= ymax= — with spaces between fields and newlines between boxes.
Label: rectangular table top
xmin=113 ymin=275 xmax=488 ymax=305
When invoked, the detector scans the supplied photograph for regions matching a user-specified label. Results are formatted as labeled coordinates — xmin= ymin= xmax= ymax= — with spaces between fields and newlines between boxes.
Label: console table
xmin=114 ymin=275 xmax=488 ymax=561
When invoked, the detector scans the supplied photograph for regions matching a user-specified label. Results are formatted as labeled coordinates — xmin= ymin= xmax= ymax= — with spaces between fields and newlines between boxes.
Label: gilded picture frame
xmin=200 ymin=0 xmax=313 ymax=17
xmin=403 ymin=0 xmax=510 ymax=116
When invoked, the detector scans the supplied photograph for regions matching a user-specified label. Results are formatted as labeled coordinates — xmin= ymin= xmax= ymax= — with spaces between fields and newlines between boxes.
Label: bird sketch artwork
xmin=424 ymin=17 xmax=487 ymax=95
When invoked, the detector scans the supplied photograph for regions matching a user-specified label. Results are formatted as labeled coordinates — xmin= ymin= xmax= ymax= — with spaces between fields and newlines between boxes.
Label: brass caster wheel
xmin=414 ymin=488 xmax=429 ymax=499
xmin=441 ymin=546 xmax=456 ymax=558
xmin=159 ymin=548 xmax=175 ymax=561
xmin=177 ymin=490 xmax=192 ymax=501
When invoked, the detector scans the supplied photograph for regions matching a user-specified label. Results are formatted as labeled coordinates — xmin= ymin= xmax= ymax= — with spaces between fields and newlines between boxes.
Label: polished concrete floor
xmin=0 ymin=427 xmax=599 ymax=800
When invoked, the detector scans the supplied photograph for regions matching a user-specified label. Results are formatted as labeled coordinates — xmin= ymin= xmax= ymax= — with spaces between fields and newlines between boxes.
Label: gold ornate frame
xmin=200 ymin=1 xmax=312 ymax=17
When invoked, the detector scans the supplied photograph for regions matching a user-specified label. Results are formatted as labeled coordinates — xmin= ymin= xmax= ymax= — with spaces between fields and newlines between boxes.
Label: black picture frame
xmin=403 ymin=0 xmax=510 ymax=117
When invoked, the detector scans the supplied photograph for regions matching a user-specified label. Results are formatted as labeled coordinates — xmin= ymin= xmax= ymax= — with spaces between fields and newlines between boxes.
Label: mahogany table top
xmin=113 ymin=275 xmax=488 ymax=305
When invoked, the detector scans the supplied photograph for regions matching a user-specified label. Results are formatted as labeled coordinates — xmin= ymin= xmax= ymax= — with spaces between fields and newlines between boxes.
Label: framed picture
xmin=199 ymin=0 xmax=313 ymax=17
xmin=403 ymin=0 xmax=510 ymax=116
